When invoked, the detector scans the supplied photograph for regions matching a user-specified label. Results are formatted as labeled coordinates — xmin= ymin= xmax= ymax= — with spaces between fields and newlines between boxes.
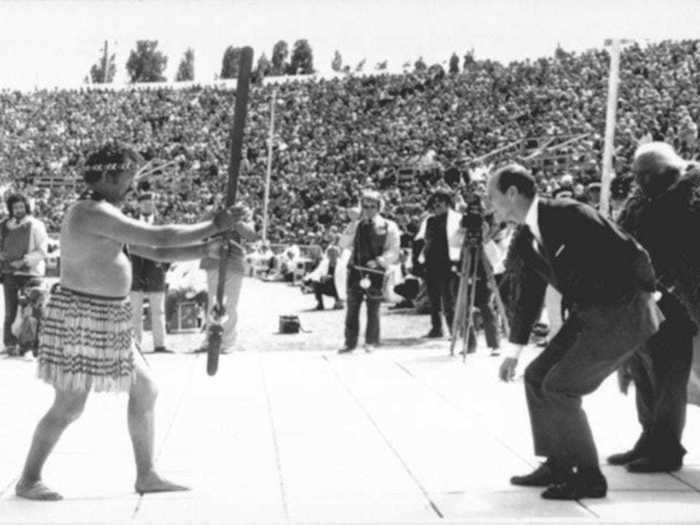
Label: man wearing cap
xmin=338 ymin=190 xmax=400 ymax=353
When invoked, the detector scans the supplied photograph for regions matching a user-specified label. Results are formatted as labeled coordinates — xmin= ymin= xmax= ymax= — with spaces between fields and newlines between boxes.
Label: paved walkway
xmin=1 ymin=277 xmax=700 ymax=524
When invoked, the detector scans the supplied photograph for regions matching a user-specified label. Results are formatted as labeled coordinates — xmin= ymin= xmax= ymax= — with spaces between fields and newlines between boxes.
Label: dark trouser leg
xmin=476 ymin=285 xmax=500 ymax=349
xmin=403 ymin=278 xmax=419 ymax=301
xmin=365 ymin=297 xmax=381 ymax=345
xmin=394 ymin=283 xmax=408 ymax=301
xmin=525 ymin=310 xmax=638 ymax=468
xmin=425 ymin=272 xmax=444 ymax=333
xmin=635 ymin=319 xmax=693 ymax=461
xmin=321 ymin=280 xmax=339 ymax=300
xmin=344 ymin=284 xmax=362 ymax=348
xmin=628 ymin=350 xmax=655 ymax=454
xmin=525 ymin=317 xmax=578 ymax=460
xmin=313 ymin=282 xmax=324 ymax=307
xmin=3 ymin=274 xmax=21 ymax=347
xmin=442 ymin=272 xmax=458 ymax=332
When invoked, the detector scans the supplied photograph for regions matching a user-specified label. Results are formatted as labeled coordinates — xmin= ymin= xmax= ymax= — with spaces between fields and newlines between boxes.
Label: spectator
xmin=304 ymin=245 xmax=346 ymax=310
xmin=0 ymin=193 xmax=48 ymax=356
xmin=337 ymin=190 xmax=400 ymax=353
xmin=129 ymin=192 xmax=172 ymax=354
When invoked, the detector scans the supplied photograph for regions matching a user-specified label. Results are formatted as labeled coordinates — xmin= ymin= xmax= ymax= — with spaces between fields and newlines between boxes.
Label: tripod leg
xmin=479 ymin=249 xmax=510 ymax=336
xmin=449 ymin=249 xmax=471 ymax=356
xmin=462 ymin=247 xmax=480 ymax=362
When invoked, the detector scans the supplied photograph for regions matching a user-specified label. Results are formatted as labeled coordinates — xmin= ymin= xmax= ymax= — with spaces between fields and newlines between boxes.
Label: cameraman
xmin=416 ymin=189 xmax=463 ymax=338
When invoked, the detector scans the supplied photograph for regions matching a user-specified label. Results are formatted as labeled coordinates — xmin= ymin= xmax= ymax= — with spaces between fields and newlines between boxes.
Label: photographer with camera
xmin=337 ymin=190 xmax=400 ymax=354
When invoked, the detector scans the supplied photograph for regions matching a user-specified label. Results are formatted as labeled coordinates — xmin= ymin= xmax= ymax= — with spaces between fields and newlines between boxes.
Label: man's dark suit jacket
xmin=509 ymin=197 xmax=656 ymax=345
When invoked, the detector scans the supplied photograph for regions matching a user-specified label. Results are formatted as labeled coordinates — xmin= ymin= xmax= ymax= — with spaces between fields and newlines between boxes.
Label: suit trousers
xmin=468 ymin=279 xmax=500 ymax=350
xmin=130 ymin=290 xmax=166 ymax=349
xmin=425 ymin=268 xmax=457 ymax=334
xmin=344 ymin=280 xmax=381 ymax=348
xmin=313 ymin=279 xmax=339 ymax=306
xmin=524 ymin=290 xmax=661 ymax=468
xmin=627 ymin=295 xmax=695 ymax=461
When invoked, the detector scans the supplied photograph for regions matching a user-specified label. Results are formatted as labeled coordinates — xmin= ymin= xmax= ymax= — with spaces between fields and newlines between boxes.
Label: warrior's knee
xmin=131 ymin=380 xmax=159 ymax=413
xmin=50 ymin=400 xmax=86 ymax=426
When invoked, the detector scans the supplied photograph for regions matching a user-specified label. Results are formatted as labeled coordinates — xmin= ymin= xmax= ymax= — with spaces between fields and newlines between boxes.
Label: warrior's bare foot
xmin=15 ymin=479 xmax=63 ymax=501
xmin=135 ymin=471 xmax=190 ymax=495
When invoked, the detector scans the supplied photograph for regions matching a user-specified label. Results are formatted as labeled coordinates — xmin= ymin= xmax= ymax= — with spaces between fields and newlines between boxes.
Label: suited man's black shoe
xmin=607 ymin=448 xmax=644 ymax=466
xmin=337 ymin=346 xmax=356 ymax=354
xmin=541 ymin=468 xmax=607 ymax=500
xmin=510 ymin=460 xmax=568 ymax=487
xmin=626 ymin=456 xmax=683 ymax=473
xmin=424 ymin=330 xmax=443 ymax=338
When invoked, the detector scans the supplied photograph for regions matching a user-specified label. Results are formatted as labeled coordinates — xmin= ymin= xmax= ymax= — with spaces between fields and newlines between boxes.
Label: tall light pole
xmin=600 ymin=38 xmax=631 ymax=217
xmin=261 ymin=88 xmax=277 ymax=243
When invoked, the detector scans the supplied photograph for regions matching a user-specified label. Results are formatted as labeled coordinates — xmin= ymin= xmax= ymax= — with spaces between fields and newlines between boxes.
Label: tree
xmin=88 ymin=40 xmax=116 ymax=83
xmin=271 ymin=40 xmax=289 ymax=75
xmin=375 ymin=60 xmax=388 ymax=71
xmin=355 ymin=58 xmax=366 ymax=73
xmin=220 ymin=46 xmax=243 ymax=79
xmin=255 ymin=52 xmax=272 ymax=79
xmin=126 ymin=40 xmax=167 ymax=83
xmin=331 ymin=50 xmax=343 ymax=72
xmin=175 ymin=48 xmax=195 ymax=81
xmin=414 ymin=56 xmax=427 ymax=72
xmin=449 ymin=52 xmax=460 ymax=74
xmin=289 ymin=39 xmax=314 ymax=75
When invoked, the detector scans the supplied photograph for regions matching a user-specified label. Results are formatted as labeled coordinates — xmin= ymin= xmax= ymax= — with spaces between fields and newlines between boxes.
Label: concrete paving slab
xmin=134 ymin=492 xmax=287 ymax=525
xmin=600 ymin=466 xmax=692 ymax=492
xmin=0 ymin=496 xmax=138 ymax=524
xmin=673 ymin=466 xmax=700 ymax=490
xmin=287 ymin=492 xmax=438 ymax=523
xmin=434 ymin=490 xmax=594 ymax=520
xmin=583 ymin=491 xmax=700 ymax=521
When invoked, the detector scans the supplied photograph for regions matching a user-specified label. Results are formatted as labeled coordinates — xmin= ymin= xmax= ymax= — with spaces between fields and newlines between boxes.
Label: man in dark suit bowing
xmin=487 ymin=164 xmax=663 ymax=500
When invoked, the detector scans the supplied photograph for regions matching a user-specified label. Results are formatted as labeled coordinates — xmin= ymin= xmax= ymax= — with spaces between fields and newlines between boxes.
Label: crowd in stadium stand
xmin=0 ymin=39 xmax=699 ymax=249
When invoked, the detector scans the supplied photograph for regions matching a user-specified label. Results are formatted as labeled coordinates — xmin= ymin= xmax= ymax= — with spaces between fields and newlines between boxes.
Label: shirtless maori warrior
xmin=15 ymin=142 xmax=246 ymax=500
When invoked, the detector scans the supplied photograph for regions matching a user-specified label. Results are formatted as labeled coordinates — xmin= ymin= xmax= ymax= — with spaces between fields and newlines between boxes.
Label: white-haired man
xmin=612 ymin=142 xmax=699 ymax=473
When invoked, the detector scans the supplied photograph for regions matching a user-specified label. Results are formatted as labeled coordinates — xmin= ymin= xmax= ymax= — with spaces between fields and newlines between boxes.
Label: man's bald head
xmin=632 ymin=142 xmax=686 ymax=197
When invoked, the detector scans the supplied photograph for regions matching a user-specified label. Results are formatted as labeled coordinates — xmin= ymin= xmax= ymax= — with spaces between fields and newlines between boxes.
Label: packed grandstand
xmin=1 ymin=39 xmax=698 ymax=250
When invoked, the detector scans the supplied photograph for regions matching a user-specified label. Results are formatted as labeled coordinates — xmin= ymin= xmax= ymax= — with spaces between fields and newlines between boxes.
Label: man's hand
xmin=366 ymin=259 xmax=379 ymax=269
xmin=205 ymin=238 xmax=225 ymax=259
xmin=499 ymin=357 xmax=519 ymax=382
xmin=9 ymin=260 xmax=25 ymax=269
xmin=213 ymin=205 xmax=248 ymax=231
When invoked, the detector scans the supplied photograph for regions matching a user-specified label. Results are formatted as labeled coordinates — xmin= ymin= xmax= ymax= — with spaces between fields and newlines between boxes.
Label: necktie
xmin=522 ymin=224 xmax=542 ymax=255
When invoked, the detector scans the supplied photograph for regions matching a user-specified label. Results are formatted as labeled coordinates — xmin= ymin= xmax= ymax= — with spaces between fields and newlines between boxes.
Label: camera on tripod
xmin=450 ymin=181 xmax=510 ymax=358
xmin=459 ymin=184 xmax=486 ymax=247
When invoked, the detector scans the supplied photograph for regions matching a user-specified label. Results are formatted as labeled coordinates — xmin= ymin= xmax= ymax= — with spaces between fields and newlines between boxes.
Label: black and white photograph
xmin=1 ymin=0 xmax=700 ymax=523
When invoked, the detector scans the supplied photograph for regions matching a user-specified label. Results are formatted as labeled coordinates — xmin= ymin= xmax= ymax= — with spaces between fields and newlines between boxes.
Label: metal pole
xmin=600 ymin=39 xmax=623 ymax=217
xmin=262 ymin=89 xmax=277 ymax=243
